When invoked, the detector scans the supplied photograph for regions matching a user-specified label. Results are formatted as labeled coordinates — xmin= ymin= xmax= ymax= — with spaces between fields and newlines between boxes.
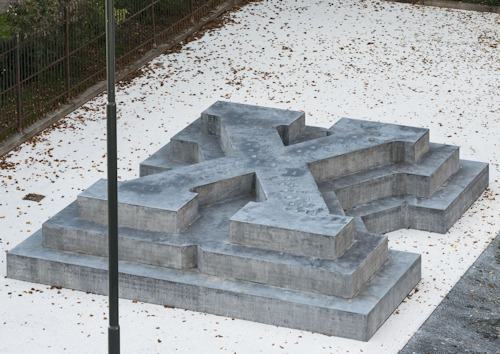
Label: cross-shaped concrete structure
xmin=8 ymin=102 xmax=488 ymax=341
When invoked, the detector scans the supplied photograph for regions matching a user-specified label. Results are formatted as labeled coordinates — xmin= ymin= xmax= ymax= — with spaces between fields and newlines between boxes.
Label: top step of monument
xmin=142 ymin=101 xmax=430 ymax=180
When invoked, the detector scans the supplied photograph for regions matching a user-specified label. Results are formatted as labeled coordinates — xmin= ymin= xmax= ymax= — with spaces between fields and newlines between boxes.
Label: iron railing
xmin=0 ymin=0 xmax=225 ymax=142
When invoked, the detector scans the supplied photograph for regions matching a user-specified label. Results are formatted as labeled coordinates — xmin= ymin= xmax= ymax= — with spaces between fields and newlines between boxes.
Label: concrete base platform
xmin=8 ymin=231 xmax=421 ymax=342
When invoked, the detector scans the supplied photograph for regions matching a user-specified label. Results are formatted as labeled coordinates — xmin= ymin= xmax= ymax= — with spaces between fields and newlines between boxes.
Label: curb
xmin=388 ymin=0 xmax=500 ymax=14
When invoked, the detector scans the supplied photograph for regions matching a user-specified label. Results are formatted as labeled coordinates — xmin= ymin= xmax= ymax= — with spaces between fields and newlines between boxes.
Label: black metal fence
xmin=0 ymin=0 xmax=225 ymax=142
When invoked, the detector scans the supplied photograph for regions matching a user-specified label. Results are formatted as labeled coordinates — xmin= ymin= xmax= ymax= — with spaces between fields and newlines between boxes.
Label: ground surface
xmin=0 ymin=0 xmax=499 ymax=352
xmin=401 ymin=232 xmax=500 ymax=354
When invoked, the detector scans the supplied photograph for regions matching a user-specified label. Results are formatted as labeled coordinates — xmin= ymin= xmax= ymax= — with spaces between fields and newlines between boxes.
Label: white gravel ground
xmin=0 ymin=0 xmax=499 ymax=352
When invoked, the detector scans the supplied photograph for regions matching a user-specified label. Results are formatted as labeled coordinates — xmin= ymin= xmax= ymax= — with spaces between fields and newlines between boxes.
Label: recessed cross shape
xmin=8 ymin=101 xmax=488 ymax=341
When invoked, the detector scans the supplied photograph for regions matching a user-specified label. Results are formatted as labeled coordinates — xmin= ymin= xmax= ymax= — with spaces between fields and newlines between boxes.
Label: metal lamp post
xmin=105 ymin=0 xmax=120 ymax=352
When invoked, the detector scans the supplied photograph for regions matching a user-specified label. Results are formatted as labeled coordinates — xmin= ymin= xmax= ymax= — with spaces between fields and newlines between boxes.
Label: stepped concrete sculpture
xmin=7 ymin=102 xmax=489 ymax=341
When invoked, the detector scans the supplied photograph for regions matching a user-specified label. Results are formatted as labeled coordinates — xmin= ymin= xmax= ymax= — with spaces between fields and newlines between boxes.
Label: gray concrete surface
xmin=400 ymin=232 xmax=500 ymax=354
xmin=7 ymin=102 xmax=489 ymax=341
xmin=8 ymin=230 xmax=421 ymax=342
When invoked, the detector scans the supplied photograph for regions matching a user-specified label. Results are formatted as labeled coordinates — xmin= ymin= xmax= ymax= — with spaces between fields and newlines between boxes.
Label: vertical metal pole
xmin=105 ymin=0 xmax=120 ymax=353
xmin=65 ymin=6 xmax=71 ymax=99
xmin=151 ymin=0 xmax=156 ymax=47
xmin=15 ymin=32 xmax=22 ymax=132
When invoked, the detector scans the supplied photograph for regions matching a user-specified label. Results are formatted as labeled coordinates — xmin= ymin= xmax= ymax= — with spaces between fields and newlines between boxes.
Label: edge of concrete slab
xmin=7 ymin=230 xmax=421 ymax=342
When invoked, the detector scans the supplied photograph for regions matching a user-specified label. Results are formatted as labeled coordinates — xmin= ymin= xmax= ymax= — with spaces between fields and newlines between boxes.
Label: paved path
xmin=401 ymin=232 xmax=500 ymax=353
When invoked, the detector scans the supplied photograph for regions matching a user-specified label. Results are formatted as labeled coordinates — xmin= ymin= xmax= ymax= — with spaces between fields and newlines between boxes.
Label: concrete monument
xmin=7 ymin=102 xmax=488 ymax=341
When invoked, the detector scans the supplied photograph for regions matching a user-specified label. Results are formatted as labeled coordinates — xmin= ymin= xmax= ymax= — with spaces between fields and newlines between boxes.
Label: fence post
xmin=15 ymin=32 xmax=22 ymax=133
xmin=189 ymin=0 xmax=193 ymax=23
xmin=151 ymin=0 xmax=156 ymax=47
xmin=65 ymin=6 xmax=71 ymax=99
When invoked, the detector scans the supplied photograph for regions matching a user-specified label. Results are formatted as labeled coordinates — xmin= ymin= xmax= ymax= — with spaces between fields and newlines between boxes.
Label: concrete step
xmin=139 ymin=143 xmax=193 ymax=177
xmin=327 ymin=117 xmax=430 ymax=164
xmin=229 ymin=200 xmax=355 ymax=260
xmin=199 ymin=231 xmax=388 ymax=298
xmin=319 ymin=143 xmax=459 ymax=209
xmin=345 ymin=160 xmax=489 ymax=234
xmin=169 ymin=118 xmax=226 ymax=163
xmin=43 ymin=199 xmax=378 ymax=298
xmin=76 ymin=178 xmax=199 ymax=233
xmin=43 ymin=194 xmax=256 ymax=269
xmin=140 ymin=118 xmax=226 ymax=177
xmin=7 ymin=230 xmax=421 ymax=342
xmin=42 ymin=202 xmax=197 ymax=269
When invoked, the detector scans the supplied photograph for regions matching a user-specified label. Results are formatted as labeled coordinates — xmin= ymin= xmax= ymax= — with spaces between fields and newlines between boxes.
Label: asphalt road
xmin=400 ymin=232 xmax=500 ymax=354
